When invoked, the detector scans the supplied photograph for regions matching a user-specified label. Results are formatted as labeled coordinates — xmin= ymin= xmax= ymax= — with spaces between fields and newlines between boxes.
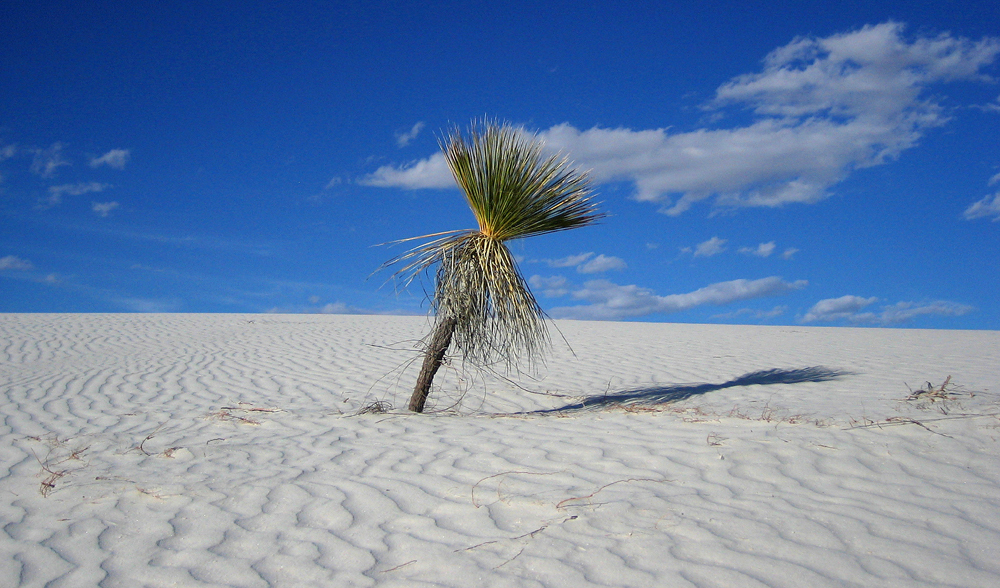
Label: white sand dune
xmin=1 ymin=314 xmax=999 ymax=587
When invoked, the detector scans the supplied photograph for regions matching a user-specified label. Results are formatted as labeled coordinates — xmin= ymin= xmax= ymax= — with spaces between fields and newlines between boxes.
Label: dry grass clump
xmin=26 ymin=435 xmax=89 ymax=497
xmin=906 ymin=375 xmax=965 ymax=402
xmin=357 ymin=400 xmax=393 ymax=415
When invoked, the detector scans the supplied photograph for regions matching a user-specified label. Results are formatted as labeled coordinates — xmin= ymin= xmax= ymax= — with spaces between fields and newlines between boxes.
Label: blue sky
xmin=2 ymin=1 xmax=999 ymax=328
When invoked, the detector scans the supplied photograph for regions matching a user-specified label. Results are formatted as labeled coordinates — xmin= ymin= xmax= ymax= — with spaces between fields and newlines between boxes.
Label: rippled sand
xmin=2 ymin=314 xmax=998 ymax=587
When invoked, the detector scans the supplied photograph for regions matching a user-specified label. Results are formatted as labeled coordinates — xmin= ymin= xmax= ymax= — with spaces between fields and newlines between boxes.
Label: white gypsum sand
xmin=1 ymin=313 xmax=999 ymax=587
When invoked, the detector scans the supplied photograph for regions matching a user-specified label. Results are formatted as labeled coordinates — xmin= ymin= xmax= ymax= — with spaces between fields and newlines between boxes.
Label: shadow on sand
xmin=530 ymin=366 xmax=852 ymax=414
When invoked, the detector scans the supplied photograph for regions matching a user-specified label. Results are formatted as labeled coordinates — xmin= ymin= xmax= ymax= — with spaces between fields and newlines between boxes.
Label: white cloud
xmin=360 ymin=24 xmax=999 ymax=215
xmin=359 ymin=152 xmax=454 ymax=189
xmin=49 ymin=181 xmax=110 ymax=197
xmin=802 ymin=295 xmax=878 ymax=322
xmin=802 ymin=295 xmax=973 ymax=324
xmin=782 ymin=247 xmax=800 ymax=259
xmin=547 ymin=252 xmax=594 ymax=268
xmin=543 ymin=252 xmax=626 ymax=273
xmin=395 ymin=122 xmax=426 ymax=147
xmin=551 ymin=276 xmax=806 ymax=320
xmin=30 ymin=143 xmax=70 ymax=178
xmin=89 ymin=149 xmax=130 ymax=169
xmin=528 ymin=275 xmax=569 ymax=298
xmin=964 ymin=193 xmax=1000 ymax=221
xmin=876 ymin=300 xmax=974 ymax=323
xmin=577 ymin=254 xmax=627 ymax=273
xmin=92 ymin=201 xmax=120 ymax=217
xmin=694 ymin=236 xmax=727 ymax=257
xmin=0 ymin=255 xmax=33 ymax=270
xmin=0 ymin=144 xmax=16 ymax=161
xmin=976 ymin=94 xmax=1000 ymax=112
xmin=42 ymin=182 xmax=110 ymax=208
xmin=738 ymin=241 xmax=776 ymax=257
xmin=965 ymin=172 xmax=1000 ymax=220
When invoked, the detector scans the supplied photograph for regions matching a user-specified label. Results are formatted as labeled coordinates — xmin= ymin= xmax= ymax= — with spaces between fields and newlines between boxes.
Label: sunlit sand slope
xmin=1 ymin=314 xmax=998 ymax=587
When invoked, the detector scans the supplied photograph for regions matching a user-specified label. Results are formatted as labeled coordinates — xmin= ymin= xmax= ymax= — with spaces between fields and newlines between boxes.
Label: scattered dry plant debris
xmin=208 ymin=404 xmax=280 ymax=425
xmin=471 ymin=470 xmax=561 ymax=508
xmin=455 ymin=514 xmax=579 ymax=570
xmin=556 ymin=478 xmax=665 ymax=510
xmin=379 ymin=560 xmax=417 ymax=573
xmin=907 ymin=375 xmax=967 ymax=402
xmin=28 ymin=437 xmax=90 ymax=497
xmin=208 ymin=410 xmax=261 ymax=425
xmin=357 ymin=400 xmax=393 ymax=415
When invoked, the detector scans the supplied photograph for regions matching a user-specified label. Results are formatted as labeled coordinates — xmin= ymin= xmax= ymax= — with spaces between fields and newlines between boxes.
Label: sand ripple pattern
xmin=1 ymin=314 xmax=998 ymax=587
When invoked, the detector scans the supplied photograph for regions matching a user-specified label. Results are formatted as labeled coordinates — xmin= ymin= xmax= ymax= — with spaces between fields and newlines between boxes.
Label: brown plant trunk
xmin=409 ymin=316 xmax=458 ymax=412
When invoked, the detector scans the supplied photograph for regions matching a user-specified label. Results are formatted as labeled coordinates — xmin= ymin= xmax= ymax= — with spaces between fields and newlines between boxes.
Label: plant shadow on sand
xmin=530 ymin=367 xmax=852 ymax=414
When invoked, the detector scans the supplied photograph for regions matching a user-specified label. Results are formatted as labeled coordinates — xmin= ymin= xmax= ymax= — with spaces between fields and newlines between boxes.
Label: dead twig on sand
xmin=556 ymin=478 xmax=665 ymax=510
xmin=845 ymin=412 xmax=999 ymax=434
xmin=208 ymin=404 xmax=280 ymax=425
xmin=471 ymin=470 xmax=561 ymax=508
xmin=379 ymin=560 xmax=416 ymax=573
xmin=456 ymin=515 xmax=580 ymax=570
xmin=906 ymin=375 xmax=962 ymax=402
xmin=30 ymin=442 xmax=89 ymax=497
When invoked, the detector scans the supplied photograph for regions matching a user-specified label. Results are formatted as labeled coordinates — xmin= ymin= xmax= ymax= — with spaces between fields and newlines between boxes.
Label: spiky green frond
xmin=380 ymin=121 xmax=602 ymax=370
xmin=442 ymin=122 xmax=603 ymax=241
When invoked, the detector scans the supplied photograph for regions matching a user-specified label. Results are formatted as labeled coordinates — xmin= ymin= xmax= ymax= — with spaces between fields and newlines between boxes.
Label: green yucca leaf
xmin=442 ymin=122 xmax=603 ymax=241
xmin=380 ymin=121 xmax=603 ymax=369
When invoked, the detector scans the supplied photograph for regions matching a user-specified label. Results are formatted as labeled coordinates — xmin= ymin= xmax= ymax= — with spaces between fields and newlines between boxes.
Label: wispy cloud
xmin=114 ymin=297 xmax=182 ymax=313
xmin=542 ymin=252 xmax=626 ymax=273
xmin=578 ymin=254 xmax=627 ymax=273
xmin=802 ymin=295 xmax=973 ymax=324
xmin=781 ymin=247 xmax=800 ymax=260
xmin=693 ymin=236 xmax=727 ymax=257
xmin=360 ymin=23 xmax=999 ymax=216
xmin=359 ymin=151 xmax=453 ymax=189
xmin=965 ymin=193 xmax=1000 ymax=221
xmin=92 ymin=201 xmax=120 ymax=217
xmin=712 ymin=306 xmax=788 ymax=321
xmin=739 ymin=242 xmax=776 ymax=257
xmin=0 ymin=255 xmax=33 ymax=270
xmin=546 ymin=252 xmax=595 ymax=268
xmin=89 ymin=149 xmax=130 ymax=169
xmin=395 ymin=122 xmax=426 ymax=148
xmin=528 ymin=275 xmax=569 ymax=298
xmin=964 ymin=172 xmax=1000 ymax=221
xmin=974 ymin=94 xmax=1000 ymax=113
xmin=30 ymin=143 xmax=70 ymax=178
xmin=802 ymin=295 xmax=878 ymax=322
xmin=551 ymin=276 xmax=807 ymax=320
xmin=41 ymin=182 xmax=110 ymax=208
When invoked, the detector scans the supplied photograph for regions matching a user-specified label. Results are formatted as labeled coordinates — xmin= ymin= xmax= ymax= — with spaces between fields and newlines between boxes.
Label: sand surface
xmin=1 ymin=314 xmax=999 ymax=587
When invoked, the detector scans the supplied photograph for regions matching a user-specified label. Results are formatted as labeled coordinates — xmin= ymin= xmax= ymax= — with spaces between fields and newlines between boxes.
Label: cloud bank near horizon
xmin=802 ymin=294 xmax=974 ymax=324
xmin=547 ymin=276 xmax=807 ymax=320
xmin=359 ymin=23 xmax=1000 ymax=215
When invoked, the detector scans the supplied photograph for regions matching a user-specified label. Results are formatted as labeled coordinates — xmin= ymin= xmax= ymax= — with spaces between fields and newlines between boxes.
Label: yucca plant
xmin=382 ymin=121 xmax=603 ymax=412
